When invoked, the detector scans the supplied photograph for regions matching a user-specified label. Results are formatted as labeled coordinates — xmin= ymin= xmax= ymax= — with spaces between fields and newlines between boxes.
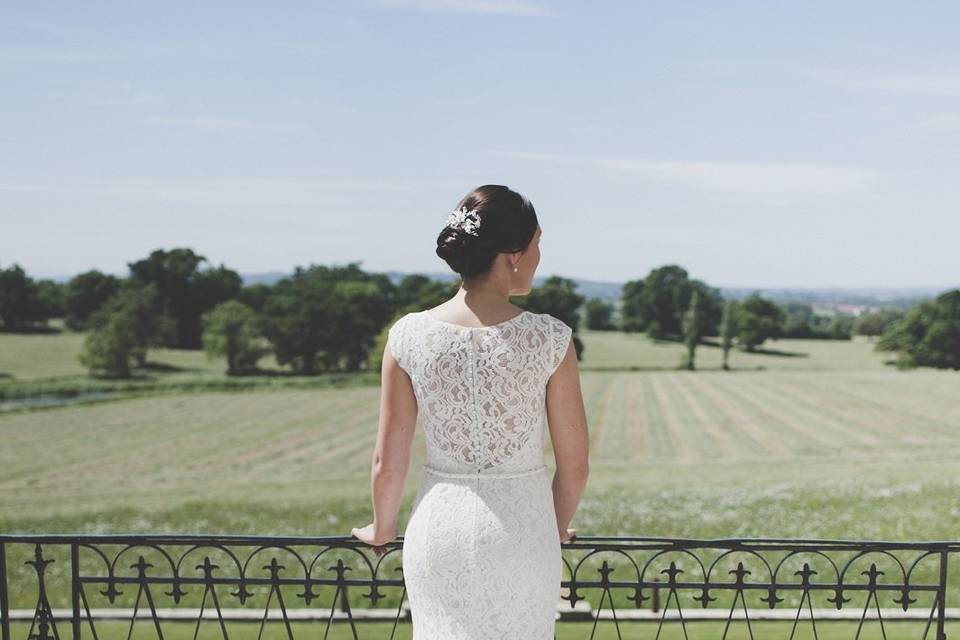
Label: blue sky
xmin=2 ymin=1 xmax=959 ymax=288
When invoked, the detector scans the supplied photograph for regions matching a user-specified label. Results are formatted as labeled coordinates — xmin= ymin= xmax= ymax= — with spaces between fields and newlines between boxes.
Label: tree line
xmin=586 ymin=264 xmax=956 ymax=370
xmin=0 ymin=250 xmax=584 ymax=378
xmin=0 ymin=255 xmax=956 ymax=375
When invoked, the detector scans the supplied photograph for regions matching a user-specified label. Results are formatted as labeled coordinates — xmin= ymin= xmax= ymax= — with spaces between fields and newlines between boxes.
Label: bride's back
xmin=388 ymin=309 xmax=572 ymax=476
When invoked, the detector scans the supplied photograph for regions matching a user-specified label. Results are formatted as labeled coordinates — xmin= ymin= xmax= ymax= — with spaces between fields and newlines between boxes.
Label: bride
xmin=353 ymin=184 xmax=590 ymax=639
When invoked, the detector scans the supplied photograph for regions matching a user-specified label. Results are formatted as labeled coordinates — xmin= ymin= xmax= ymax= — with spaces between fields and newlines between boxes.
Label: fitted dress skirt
xmin=401 ymin=464 xmax=563 ymax=640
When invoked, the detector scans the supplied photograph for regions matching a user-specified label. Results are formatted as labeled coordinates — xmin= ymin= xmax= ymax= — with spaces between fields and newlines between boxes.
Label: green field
xmin=2 ymin=327 xmax=958 ymax=534
xmin=2 ymin=326 xmax=959 ymax=626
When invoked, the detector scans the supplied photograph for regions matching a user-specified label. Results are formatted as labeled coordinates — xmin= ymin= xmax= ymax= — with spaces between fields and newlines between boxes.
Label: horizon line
xmin=20 ymin=266 xmax=959 ymax=294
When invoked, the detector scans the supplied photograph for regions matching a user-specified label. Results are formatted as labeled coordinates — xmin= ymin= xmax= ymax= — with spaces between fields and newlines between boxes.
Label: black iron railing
xmin=0 ymin=534 xmax=954 ymax=639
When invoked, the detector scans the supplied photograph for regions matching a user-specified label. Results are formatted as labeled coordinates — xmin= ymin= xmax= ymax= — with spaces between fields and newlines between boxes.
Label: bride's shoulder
xmin=388 ymin=310 xmax=420 ymax=338
xmin=541 ymin=313 xmax=573 ymax=344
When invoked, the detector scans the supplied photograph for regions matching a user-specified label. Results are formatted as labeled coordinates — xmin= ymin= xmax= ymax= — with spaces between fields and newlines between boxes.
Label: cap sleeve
xmin=548 ymin=316 xmax=573 ymax=377
xmin=387 ymin=314 xmax=408 ymax=373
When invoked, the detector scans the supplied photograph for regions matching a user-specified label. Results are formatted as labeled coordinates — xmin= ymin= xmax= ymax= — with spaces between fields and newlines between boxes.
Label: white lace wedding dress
xmin=388 ymin=308 xmax=573 ymax=640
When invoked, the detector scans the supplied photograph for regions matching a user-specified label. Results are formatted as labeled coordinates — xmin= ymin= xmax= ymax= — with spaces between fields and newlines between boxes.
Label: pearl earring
xmin=513 ymin=267 xmax=518 ymax=272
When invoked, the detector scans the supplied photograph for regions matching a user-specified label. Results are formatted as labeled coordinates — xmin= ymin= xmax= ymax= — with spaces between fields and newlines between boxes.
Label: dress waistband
xmin=423 ymin=464 xmax=548 ymax=479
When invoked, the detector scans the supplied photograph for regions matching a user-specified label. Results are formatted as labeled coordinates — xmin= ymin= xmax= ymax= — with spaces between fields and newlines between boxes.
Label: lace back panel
xmin=388 ymin=310 xmax=572 ymax=476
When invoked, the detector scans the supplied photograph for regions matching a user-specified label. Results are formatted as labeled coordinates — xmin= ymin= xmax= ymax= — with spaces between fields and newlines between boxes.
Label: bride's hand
xmin=351 ymin=523 xmax=395 ymax=557
xmin=559 ymin=527 xmax=577 ymax=543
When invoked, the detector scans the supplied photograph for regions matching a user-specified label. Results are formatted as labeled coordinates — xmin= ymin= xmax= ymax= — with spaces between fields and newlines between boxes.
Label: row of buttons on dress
xmin=468 ymin=331 xmax=483 ymax=474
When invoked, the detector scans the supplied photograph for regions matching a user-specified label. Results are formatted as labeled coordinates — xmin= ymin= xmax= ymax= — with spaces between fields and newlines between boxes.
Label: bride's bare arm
xmin=356 ymin=342 xmax=419 ymax=545
xmin=546 ymin=337 xmax=589 ymax=541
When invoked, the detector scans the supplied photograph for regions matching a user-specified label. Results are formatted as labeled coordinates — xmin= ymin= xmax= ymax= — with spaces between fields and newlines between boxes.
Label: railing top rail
xmin=1 ymin=533 xmax=959 ymax=550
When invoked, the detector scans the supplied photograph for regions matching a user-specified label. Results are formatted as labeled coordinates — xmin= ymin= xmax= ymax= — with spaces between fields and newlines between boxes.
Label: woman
xmin=352 ymin=184 xmax=590 ymax=639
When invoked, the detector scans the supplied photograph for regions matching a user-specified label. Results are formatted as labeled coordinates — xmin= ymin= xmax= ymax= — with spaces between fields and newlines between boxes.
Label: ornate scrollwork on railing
xmin=558 ymin=537 xmax=953 ymax=640
xmin=0 ymin=534 xmax=953 ymax=639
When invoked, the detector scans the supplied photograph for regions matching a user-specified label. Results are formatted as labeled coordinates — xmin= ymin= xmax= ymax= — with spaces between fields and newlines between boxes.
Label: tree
xmin=128 ymin=248 xmax=242 ymax=349
xmin=584 ymin=298 xmax=614 ymax=330
xmin=35 ymin=279 xmax=66 ymax=321
xmin=720 ymin=299 xmax=738 ymax=370
xmin=261 ymin=278 xmax=334 ymax=375
xmin=681 ymin=290 xmax=700 ymax=370
xmin=0 ymin=263 xmax=48 ymax=331
xmin=736 ymin=294 xmax=785 ymax=351
xmin=854 ymin=308 xmax=905 ymax=337
xmin=620 ymin=279 xmax=645 ymax=332
xmin=393 ymin=273 xmax=451 ymax=311
xmin=628 ymin=265 xmax=723 ymax=340
xmin=77 ymin=283 xmax=175 ymax=374
xmin=328 ymin=279 xmax=393 ymax=371
xmin=78 ymin=308 xmax=138 ymax=378
xmin=686 ymin=279 xmax=724 ymax=338
xmin=236 ymin=283 xmax=273 ymax=314
xmin=638 ymin=265 xmax=689 ymax=339
xmin=65 ymin=270 xmax=121 ymax=331
xmin=119 ymin=283 xmax=178 ymax=366
xmin=781 ymin=303 xmax=818 ymax=338
xmin=781 ymin=302 xmax=854 ymax=340
xmin=876 ymin=289 xmax=960 ymax=369
xmin=202 ymin=300 xmax=269 ymax=375
xmin=825 ymin=314 xmax=855 ymax=340
xmin=260 ymin=263 xmax=393 ymax=374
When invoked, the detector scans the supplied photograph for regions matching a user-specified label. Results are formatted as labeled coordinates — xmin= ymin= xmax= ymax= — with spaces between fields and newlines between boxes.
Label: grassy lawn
xmin=583 ymin=329 xmax=893 ymax=371
xmin=3 ymin=368 xmax=959 ymax=528
xmin=7 ymin=620 xmax=960 ymax=639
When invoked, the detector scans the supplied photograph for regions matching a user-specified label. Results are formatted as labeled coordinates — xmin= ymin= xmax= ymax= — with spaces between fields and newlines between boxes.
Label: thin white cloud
xmin=0 ymin=177 xmax=422 ymax=206
xmin=494 ymin=151 xmax=877 ymax=196
xmin=596 ymin=158 xmax=875 ymax=196
xmin=88 ymin=91 xmax=161 ymax=107
xmin=799 ymin=66 xmax=960 ymax=98
xmin=915 ymin=113 xmax=960 ymax=130
xmin=0 ymin=47 xmax=106 ymax=64
xmin=375 ymin=0 xmax=553 ymax=16
xmin=142 ymin=116 xmax=310 ymax=134
xmin=1 ymin=18 xmax=75 ymax=36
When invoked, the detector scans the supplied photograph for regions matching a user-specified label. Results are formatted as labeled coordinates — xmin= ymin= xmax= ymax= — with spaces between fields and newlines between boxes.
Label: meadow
xmin=2 ymin=324 xmax=960 ymax=631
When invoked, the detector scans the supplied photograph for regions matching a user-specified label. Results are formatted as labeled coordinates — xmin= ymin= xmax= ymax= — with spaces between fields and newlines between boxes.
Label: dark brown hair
xmin=435 ymin=184 xmax=538 ymax=279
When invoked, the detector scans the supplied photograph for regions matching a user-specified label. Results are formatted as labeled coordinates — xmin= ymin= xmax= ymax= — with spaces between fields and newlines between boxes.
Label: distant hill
xmin=239 ymin=270 xmax=293 ymax=286
xmin=717 ymin=286 xmax=951 ymax=313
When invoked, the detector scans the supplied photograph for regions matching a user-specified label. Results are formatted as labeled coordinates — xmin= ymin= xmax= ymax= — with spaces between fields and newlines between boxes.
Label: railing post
xmin=0 ymin=542 xmax=9 ymax=640
xmin=937 ymin=549 xmax=949 ymax=640
xmin=71 ymin=543 xmax=80 ymax=640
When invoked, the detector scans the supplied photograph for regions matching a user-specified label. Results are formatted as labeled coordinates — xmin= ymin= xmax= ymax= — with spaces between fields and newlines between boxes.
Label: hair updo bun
xmin=435 ymin=185 xmax=538 ymax=279
xmin=435 ymin=227 xmax=473 ymax=275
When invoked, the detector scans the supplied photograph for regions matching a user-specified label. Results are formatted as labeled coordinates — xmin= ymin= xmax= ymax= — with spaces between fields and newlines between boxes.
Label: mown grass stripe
xmin=707 ymin=374 xmax=837 ymax=452
xmin=744 ymin=374 xmax=882 ymax=448
xmin=624 ymin=372 xmax=648 ymax=462
xmin=661 ymin=372 xmax=739 ymax=457
xmin=685 ymin=374 xmax=791 ymax=456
